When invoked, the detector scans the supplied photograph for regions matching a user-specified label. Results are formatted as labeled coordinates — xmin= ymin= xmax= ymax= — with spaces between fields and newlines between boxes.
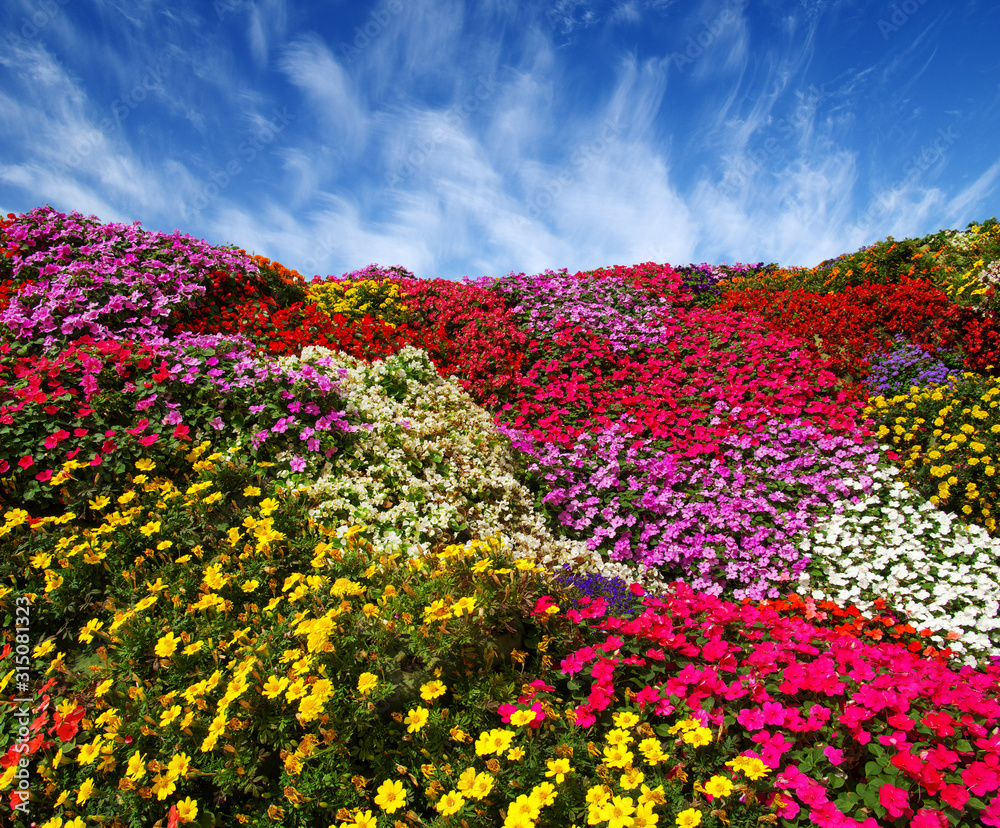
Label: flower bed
xmin=2 ymin=207 xmax=1000 ymax=828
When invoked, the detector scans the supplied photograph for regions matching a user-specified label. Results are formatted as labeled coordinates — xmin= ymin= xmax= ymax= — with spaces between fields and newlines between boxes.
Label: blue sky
xmin=1 ymin=0 xmax=999 ymax=281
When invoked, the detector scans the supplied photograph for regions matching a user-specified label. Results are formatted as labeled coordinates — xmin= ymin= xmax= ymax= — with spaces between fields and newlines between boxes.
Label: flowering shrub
xmin=864 ymin=372 xmax=1000 ymax=533
xmin=0 ymin=331 xmax=356 ymax=511
xmin=276 ymin=345 xmax=600 ymax=573
xmin=0 ymin=207 xmax=255 ymax=349
xmin=714 ymin=279 xmax=966 ymax=380
xmin=863 ymin=334 xmax=961 ymax=398
xmin=798 ymin=465 xmax=1000 ymax=662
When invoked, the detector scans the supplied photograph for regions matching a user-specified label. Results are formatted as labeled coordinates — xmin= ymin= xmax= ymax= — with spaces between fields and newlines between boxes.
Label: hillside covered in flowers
xmin=2 ymin=205 xmax=1000 ymax=827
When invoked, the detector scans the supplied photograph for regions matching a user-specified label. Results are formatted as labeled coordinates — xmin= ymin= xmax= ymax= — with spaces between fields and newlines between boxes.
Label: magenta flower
xmin=962 ymin=761 xmax=1000 ymax=797
xmin=823 ymin=746 xmax=844 ymax=766
xmin=878 ymin=783 xmax=910 ymax=819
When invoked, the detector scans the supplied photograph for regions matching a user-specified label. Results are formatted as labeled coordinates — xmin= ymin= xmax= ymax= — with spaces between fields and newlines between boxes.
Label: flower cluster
xmin=864 ymin=371 xmax=1000 ymax=532
xmin=0 ymin=207 xmax=255 ymax=349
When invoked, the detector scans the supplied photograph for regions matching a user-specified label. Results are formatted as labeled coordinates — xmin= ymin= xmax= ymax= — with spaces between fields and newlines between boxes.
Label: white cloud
xmin=946 ymin=157 xmax=1000 ymax=225
xmin=279 ymin=35 xmax=369 ymax=153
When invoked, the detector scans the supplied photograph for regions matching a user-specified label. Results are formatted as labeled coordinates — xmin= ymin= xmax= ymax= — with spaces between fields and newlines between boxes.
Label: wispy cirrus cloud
xmin=0 ymin=0 xmax=997 ymax=279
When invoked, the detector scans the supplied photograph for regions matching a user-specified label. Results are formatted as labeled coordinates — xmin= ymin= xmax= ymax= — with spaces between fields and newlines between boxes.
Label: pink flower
xmin=571 ymin=705 xmax=596 ymax=728
xmin=939 ymin=784 xmax=969 ymax=810
xmin=982 ymin=794 xmax=1000 ymax=827
xmin=34 ymin=470 xmax=53 ymax=482
xmin=635 ymin=685 xmax=660 ymax=709
xmin=17 ymin=454 xmax=33 ymax=469
xmin=559 ymin=646 xmax=594 ymax=676
xmin=921 ymin=712 xmax=955 ymax=737
xmin=878 ymin=783 xmax=910 ymax=819
xmin=737 ymin=707 xmax=766 ymax=731
xmin=887 ymin=712 xmax=915 ymax=731
xmin=823 ymin=746 xmax=844 ymax=766
xmin=911 ymin=808 xmax=948 ymax=828
xmin=963 ymin=761 xmax=1000 ymax=797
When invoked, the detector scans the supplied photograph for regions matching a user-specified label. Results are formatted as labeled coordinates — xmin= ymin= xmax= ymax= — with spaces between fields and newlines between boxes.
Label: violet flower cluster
xmin=673 ymin=262 xmax=769 ymax=303
xmin=864 ymin=334 xmax=957 ymax=397
xmin=132 ymin=332 xmax=356 ymax=464
xmin=504 ymin=417 xmax=881 ymax=601
xmin=1 ymin=206 xmax=254 ymax=349
xmin=490 ymin=268 xmax=882 ymax=600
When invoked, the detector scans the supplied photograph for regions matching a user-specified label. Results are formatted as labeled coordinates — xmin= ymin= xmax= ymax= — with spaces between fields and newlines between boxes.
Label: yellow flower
xmin=152 ymin=773 xmax=177 ymax=800
xmin=175 ymin=797 xmax=198 ymax=824
xmin=436 ymin=790 xmax=466 ymax=815
xmin=452 ymin=596 xmax=476 ymax=616
xmin=374 ymin=779 xmax=407 ymax=813
xmin=351 ymin=810 xmax=376 ymax=828
xmin=726 ymin=756 xmax=769 ymax=780
xmin=469 ymin=771 xmax=494 ymax=800
xmin=154 ymin=631 xmax=181 ymax=658
xmin=420 ymin=679 xmax=446 ymax=703
xmin=286 ymin=678 xmax=308 ymax=700
xmin=638 ymin=737 xmax=668 ymax=765
xmin=603 ymin=744 xmax=634 ymax=769
xmin=125 ymin=751 xmax=147 ymax=781
xmin=259 ymin=497 xmax=279 ymax=515
xmin=620 ymin=767 xmax=645 ymax=790
xmin=298 ymin=695 xmax=324 ymax=722
xmin=357 ymin=672 xmax=378 ymax=695
xmin=676 ymin=808 xmax=702 ymax=828
xmin=94 ymin=677 xmax=114 ymax=698
xmin=638 ymin=783 xmax=667 ymax=806
xmin=702 ymin=775 xmax=734 ymax=798
xmin=545 ymin=757 xmax=572 ymax=783
xmin=78 ymin=618 xmax=104 ymax=643
xmin=681 ymin=726 xmax=713 ymax=747
xmin=507 ymin=793 xmax=541 ymax=823
xmin=76 ymin=777 xmax=95 ymax=803
xmin=263 ymin=675 xmax=290 ymax=699
xmin=33 ymin=639 xmax=56 ymax=658
xmin=475 ymin=728 xmax=515 ymax=756
xmin=202 ymin=563 xmax=229 ymax=590
xmin=531 ymin=780 xmax=558 ymax=807
xmin=405 ymin=707 xmax=429 ymax=733
xmin=509 ymin=709 xmax=537 ymax=727
xmin=139 ymin=520 xmax=161 ymax=536
xmin=159 ymin=705 xmax=182 ymax=727
xmin=613 ymin=711 xmax=641 ymax=728
xmin=77 ymin=737 xmax=103 ymax=765
xmin=422 ymin=599 xmax=452 ymax=623
xmin=168 ymin=752 xmax=193 ymax=780
xmin=606 ymin=728 xmax=634 ymax=746
xmin=89 ymin=495 xmax=110 ymax=510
